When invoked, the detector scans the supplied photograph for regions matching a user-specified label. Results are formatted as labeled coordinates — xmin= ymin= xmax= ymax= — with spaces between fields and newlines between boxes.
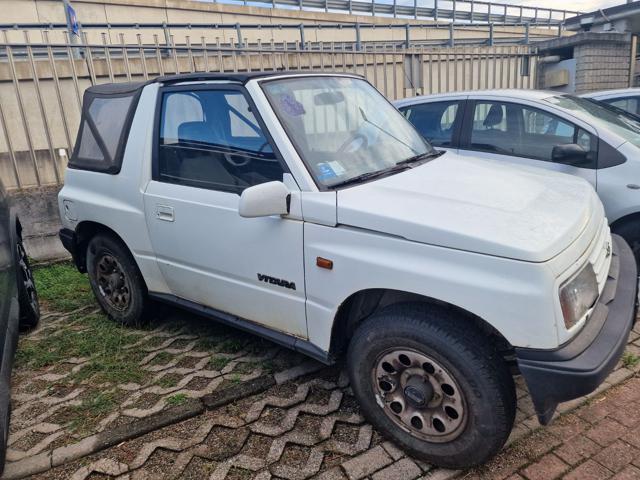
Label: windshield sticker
xmin=317 ymin=162 xmax=338 ymax=181
xmin=328 ymin=161 xmax=346 ymax=176
xmin=279 ymin=94 xmax=305 ymax=116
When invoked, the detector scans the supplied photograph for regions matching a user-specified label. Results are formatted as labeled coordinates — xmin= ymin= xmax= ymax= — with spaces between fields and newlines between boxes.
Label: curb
xmin=1 ymin=373 xmax=278 ymax=480
xmin=1 ymin=365 xmax=309 ymax=480
xmin=2 ymin=400 xmax=204 ymax=480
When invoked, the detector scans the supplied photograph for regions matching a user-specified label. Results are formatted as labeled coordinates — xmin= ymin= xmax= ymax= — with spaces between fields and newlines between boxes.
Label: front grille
xmin=588 ymin=221 xmax=612 ymax=296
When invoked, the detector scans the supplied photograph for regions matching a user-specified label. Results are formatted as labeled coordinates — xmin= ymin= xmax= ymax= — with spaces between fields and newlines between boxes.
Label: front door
xmin=457 ymin=100 xmax=597 ymax=188
xmin=143 ymin=85 xmax=307 ymax=337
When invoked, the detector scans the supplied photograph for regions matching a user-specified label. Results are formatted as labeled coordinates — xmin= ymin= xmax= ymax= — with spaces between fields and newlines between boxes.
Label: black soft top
xmin=84 ymin=71 xmax=357 ymax=97
xmin=71 ymin=71 xmax=359 ymax=174
xmin=85 ymin=81 xmax=147 ymax=96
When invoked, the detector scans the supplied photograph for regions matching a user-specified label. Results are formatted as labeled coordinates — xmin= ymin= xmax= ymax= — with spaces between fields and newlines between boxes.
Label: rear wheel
xmin=16 ymin=238 xmax=39 ymax=330
xmin=86 ymin=234 xmax=148 ymax=327
xmin=347 ymin=303 xmax=516 ymax=469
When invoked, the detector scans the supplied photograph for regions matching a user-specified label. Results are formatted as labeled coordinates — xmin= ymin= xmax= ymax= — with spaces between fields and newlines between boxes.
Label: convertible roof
xmin=85 ymin=71 xmax=353 ymax=96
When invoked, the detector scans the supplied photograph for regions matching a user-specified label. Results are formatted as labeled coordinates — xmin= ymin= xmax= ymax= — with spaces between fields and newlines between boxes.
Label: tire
xmin=86 ymin=233 xmax=148 ymax=327
xmin=0 ymin=402 xmax=10 ymax=475
xmin=347 ymin=303 xmax=516 ymax=469
xmin=16 ymin=238 xmax=40 ymax=330
xmin=612 ymin=220 xmax=640 ymax=267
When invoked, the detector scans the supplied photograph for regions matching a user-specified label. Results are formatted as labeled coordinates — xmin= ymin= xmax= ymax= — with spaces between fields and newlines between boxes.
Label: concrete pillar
xmin=535 ymin=32 xmax=633 ymax=94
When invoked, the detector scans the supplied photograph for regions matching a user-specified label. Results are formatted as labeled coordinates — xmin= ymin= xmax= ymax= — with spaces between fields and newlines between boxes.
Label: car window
xmin=157 ymin=89 xmax=282 ymax=194
xmin=262 ymin=76 xmax=433 ymax=189
xmin=401 ymin=100 xmax=460 ymax=147
xmin=469 ymin=101 xmax=596 ymax=166
xmin=546 ymin=95 xmax=640 ymax=150
xmin=70 ymin=90 xmax=139 ymax=173
xmin=603 ymin=97 xmax=640 ymax=116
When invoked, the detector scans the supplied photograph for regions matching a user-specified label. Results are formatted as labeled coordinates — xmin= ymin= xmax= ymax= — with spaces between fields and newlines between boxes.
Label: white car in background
xmin=581 ymin=88 xmax=640 ymax=117
xmin=395 ymin=90 xmax=640 ymax=262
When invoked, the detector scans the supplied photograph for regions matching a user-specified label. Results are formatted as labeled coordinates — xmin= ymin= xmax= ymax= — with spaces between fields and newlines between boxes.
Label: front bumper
xmin=516 ymin=234 xmax=637 ymax=425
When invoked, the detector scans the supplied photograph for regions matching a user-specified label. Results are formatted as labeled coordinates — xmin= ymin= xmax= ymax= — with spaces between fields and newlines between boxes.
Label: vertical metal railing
xmin=0 ymin=35 xmax=537 ymax=190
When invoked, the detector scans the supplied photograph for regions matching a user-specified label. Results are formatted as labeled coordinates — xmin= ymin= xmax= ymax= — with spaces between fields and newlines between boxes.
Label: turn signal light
xmin=316 ymin=257 xmax=333 ymax=270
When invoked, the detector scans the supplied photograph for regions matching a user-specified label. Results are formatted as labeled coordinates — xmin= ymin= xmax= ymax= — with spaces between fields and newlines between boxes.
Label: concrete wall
xmin=9 ymin=187 xmax=68 ymax=262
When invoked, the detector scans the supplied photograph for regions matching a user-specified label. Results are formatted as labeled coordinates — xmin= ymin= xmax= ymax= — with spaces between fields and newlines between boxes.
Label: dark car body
xmin=0 ymin=179 xmax=39 ymax=471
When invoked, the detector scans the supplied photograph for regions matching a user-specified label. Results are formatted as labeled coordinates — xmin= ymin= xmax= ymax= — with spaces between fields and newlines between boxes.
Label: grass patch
xmin=217 ymin=339 xmax=243 ymax=354
xmin=622 ymin=351 xmax=640 ymax=369
xmin=150 ymin=351 xmax=174 ymax=365
xmin=166 ymin=393 xmax=188 ymax=406
xmin=33 ymin=262 xmax=95 ymax=312
xmin=16 ymin=313 xmax=145 ymax=384
xmin=68 ymin=390 xmax=117 ymax=435
xmin=209 ymin=356 xmax=231 ymax=371
xmin=155 ymin=374 xmax=180 ymax=388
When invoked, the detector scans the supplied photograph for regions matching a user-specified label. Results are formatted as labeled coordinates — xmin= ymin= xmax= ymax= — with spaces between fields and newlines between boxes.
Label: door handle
xmin=156 ymin=205 xmax=175 ymax=222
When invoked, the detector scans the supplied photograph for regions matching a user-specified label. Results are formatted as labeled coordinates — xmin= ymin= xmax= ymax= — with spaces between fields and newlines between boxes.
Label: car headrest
xmin=483 ymin=104 xmax=504 ymax=128
xmin=177 ymin=122 xmax=210 ymax=143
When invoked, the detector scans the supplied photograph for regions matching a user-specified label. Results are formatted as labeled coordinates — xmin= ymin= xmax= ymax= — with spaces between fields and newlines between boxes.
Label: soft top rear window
xmin=69 ymin=84 xmax=142 ymax=174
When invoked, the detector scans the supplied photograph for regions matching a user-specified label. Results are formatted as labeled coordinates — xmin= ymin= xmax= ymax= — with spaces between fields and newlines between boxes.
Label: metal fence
xmin=0 ymin=36 xmax=536 ymax=190
xmin=1 ymin=20 xmax=562 ymax=53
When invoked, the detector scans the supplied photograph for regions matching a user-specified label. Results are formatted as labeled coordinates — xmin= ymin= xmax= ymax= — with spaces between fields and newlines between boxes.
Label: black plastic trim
xmin=58 ymin=228 xmax=85 ymax=272
xmin=516 ymin=234 xmax=637 ymax=425
xmin=149 ymin=292 xmax=333 ymax=365
xmin=58 ymin=228 xmax=77 ymax=256
xmin=597 ymin=139 xmax=627 ymax=169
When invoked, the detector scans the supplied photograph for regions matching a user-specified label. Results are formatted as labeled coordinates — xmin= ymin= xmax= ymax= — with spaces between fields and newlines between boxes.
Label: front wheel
xmin=347 ymin=303 xmax=516 ymax=469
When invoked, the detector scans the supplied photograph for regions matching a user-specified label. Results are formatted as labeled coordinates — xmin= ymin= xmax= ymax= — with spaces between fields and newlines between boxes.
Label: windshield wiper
xmin=396 ymin=149 xmax=445 ymax=166
xmin=328 ymin=163 xmax=412 ymax=189
xmin=359 ymin=107 xmax=420 ymax=156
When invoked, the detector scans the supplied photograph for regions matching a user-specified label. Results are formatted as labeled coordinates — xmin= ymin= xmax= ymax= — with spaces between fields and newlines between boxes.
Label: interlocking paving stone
xmin=6 ymin=308 xmax=640 ymax=479
xmin=4 ymin=306 xmax=311 ymax=475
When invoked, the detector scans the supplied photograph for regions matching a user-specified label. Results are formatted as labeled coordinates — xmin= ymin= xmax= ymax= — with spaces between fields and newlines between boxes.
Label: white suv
xmin=395 ymin=90 xmax=640 ymax=262
xmin=58 ymin=73 xmax=637 ymax=468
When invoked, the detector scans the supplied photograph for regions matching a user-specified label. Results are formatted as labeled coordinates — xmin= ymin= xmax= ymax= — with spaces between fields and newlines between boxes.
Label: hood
xmin=337 ymin=153 xmax=601 ymax=262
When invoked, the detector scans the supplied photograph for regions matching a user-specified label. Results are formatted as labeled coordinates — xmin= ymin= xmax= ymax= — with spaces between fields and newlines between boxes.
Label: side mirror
xmin=551 ymin=143 xmax=589 ymax=166
xmin=239 ymin=181 xmax=291 ymax=218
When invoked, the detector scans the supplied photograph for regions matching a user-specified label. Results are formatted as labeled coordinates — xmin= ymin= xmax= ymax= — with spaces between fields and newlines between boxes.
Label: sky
xmin=514 ymin=0 xmax=624 ymax=12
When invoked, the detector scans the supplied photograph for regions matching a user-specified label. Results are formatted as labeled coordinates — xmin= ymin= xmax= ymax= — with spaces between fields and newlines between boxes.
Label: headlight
xmin=559 ymin=264 xmax=599 ymax=329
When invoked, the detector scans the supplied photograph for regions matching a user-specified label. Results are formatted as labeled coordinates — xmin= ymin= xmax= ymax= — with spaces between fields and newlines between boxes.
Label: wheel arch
xmin=329 ymin=288 xmax=514 ymax=361
xmin=610 ymin=211 xmax=640 ymax=231
xmin=73 ymin=221 xmax=137 ymax=274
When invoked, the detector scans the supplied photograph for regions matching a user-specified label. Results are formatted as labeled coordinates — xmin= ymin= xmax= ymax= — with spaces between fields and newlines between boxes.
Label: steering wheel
xmin=223 ymin=152 xmax=251 ymax=167
xmin=337 ymin=132 xmax=368 ymax=155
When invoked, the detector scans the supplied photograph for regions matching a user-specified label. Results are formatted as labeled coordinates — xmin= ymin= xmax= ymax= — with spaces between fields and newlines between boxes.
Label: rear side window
xmin=602 ymin=96 xmax=640 ymax=116
xmin=69 ymin=90 xmax=139 ymax=173
xmin=401 ymin=101 xmax=461 ymax=147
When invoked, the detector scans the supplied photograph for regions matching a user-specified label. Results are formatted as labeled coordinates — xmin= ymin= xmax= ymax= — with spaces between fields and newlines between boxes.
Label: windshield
xmin=262 ymin=76 xmax=434 ymax=188
xmin=545 ymin=95 xmax=640 ymax=149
